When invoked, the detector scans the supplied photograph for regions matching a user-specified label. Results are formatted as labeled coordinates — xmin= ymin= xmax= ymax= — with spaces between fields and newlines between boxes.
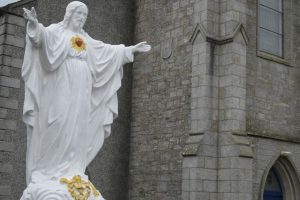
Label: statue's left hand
xmin=132 ymin=41 xmax=151 ymax=53
xmin=23 ymin=7 xmax=38 ymax=24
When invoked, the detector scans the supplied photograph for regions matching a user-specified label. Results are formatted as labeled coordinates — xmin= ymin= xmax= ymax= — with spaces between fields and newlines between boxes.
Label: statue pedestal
xmin=20 ymin=175 xmax=104 ymax=200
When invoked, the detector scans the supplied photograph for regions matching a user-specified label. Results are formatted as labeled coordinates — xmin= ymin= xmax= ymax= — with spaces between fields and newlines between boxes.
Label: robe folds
xmin=22 ymin=22 xmax=133 ymax=185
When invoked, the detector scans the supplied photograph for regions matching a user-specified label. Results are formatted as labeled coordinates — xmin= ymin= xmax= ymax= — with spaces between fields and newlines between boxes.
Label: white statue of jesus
xmin=20 ymin=1 xmax=150 ymax=200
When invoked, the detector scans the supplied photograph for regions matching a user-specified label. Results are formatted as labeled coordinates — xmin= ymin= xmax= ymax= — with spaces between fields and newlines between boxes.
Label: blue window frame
xmin=263 ymin=167 xmax=283 ymax=200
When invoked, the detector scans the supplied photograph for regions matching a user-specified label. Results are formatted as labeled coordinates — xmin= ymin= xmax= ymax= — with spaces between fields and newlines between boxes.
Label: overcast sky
xmin=0 ymin=0 xmax=21 ymax=7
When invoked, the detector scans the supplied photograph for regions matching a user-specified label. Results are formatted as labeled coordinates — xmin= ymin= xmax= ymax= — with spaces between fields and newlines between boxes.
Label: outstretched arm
xmin=23 ymin=7 xmax=38 ymax=29
xmin=23 ymin=7 xmax=43 ymax=46
xmin=130 ymin=41 xmax=151 ymax=54
xmin=121 ymin=41 xmax=151 ymax=64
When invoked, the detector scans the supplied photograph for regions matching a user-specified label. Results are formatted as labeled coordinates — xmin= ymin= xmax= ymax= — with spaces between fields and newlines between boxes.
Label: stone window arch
xmin=260 ymin=156 xmax=300 ymax=200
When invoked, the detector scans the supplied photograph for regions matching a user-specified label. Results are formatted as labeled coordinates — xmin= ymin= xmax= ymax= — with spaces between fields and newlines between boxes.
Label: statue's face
xmin=70 ymin=6 xmax=88 ymax=30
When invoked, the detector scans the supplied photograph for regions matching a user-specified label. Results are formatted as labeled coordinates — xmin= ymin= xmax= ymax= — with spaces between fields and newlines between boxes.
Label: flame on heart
xmin=71 ymin=35 xmax=86 ymax=53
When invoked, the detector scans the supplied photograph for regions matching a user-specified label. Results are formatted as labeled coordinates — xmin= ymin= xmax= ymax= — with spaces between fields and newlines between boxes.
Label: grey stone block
xmin=218 ymin=169 xmax=240 ymax=181
xmin=189 ymin=179 xmax=203 ymax=192
xmin=0 ymin=97 xmax=18 ymax=109
xmin=0 ymin=163 xmax=13 ymax=173
xmin=203 ymin=180 xmax=216 ymax=192
xmin=204 ymin=157 xmax=217 ymax=169
xmin=218 ymin=181 xmax=231 ymax=192
xmin=6 ymin=14 xmax=25 ymax=27
xmin=0 ymin=87 xmax=9 ymax=97
xmin=0 ymin=108 xmax=8 ymax=118
xmin=0 ymin=66 xmax=11 ymax=77
xmin=0 ymin=119 xmax=17 ymax=130
xmin=182 ymin=180 xmax=190 ymax=191
xmin=182 ymin=191 xmax=189 ymax=200
xmin=0 ymin=185 xmax=11 ymax=196
xmin=0 ymin=25 xmax=4 ymax=35
xmin=11 ymin=58 xmax=23 ymax=68
xmin=219 ymin=192 xmax=239 ymax=200
xmin=0 ymin=76 xmax=20 ymax=88
xmin=5 ymin=35 xmax=25 ymax=48
xmin=220 ymin=146 xmax=239 ymax=157
xmin=0 ymin=141 xmax=15 ymax=152
xmin=190 ymin=168 xmax=217 ymax=180
xmin=5 ymin=24 xmax=16 ymax=35
xmin=190 ymin=192 xmax=209 ymax=200
xmin=0 ymin=35 xmax=4 ymax=44
xmin=183 ymin=168 xmax=190 ymax=180
xmin=183 ymin=157 xmax=204 ymax=168
xmin=232 ymin=181 xmax=252 ymax=193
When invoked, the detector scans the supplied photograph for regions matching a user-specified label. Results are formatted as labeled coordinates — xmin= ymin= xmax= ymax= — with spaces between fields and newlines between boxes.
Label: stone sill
xmin=247 ymin=131 xmax=300 ymax=144
xmin=257 ymin=51 xmax=294 ymax=67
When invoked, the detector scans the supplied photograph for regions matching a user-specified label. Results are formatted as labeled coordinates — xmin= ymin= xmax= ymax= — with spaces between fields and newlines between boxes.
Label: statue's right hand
xmin=23 ymin=7 xmax=38 ymax=24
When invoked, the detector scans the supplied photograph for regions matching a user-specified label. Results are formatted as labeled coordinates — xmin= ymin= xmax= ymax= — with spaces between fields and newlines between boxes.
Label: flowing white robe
xmin=22 ymin=22 xmax=133 ymax=185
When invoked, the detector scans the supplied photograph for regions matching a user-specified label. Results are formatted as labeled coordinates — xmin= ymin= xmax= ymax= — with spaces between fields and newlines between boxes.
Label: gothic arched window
xmin=261 ymin=156 xmax=300 ymax=200
xmin=263 ymin=167 xmax=283 ymax=200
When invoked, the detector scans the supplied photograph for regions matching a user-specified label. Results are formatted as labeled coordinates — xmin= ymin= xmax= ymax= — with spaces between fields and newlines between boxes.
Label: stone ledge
xmin=257 ymin=51 xmax=293 ymax=67
xmin=247 ymin=131 xmax=300 ymax=144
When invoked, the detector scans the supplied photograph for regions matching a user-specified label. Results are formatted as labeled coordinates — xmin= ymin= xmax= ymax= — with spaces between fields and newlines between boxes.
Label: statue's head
xmin=63 ymin=1 xmax=88 ymax=31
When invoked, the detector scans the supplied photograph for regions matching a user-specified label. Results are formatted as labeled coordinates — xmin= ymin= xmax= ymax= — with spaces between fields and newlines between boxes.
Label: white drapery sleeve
xmin=85 ymin=37 xmax=134 ymax=165
xmin=22 ymin=23 xmax=69 ymax=126
xmin=22 ymin=23 xmax=69 ymax=184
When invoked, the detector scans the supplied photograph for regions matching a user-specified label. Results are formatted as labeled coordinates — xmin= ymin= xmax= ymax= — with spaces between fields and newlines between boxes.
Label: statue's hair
xmin=62 ymin=1 xmax=88 ymax=28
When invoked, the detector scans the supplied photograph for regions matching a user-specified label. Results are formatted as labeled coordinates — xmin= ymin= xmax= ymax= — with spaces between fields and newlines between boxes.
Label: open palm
xmin=23 ymin=7 xmax=38 ymax=23
xmin=133 ymin=41 xmax=151 ymax=53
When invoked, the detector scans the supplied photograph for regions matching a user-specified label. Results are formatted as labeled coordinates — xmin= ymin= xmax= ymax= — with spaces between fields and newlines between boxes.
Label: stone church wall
xmin=129 ymin=1 xmax=193 ymax=200
xmin=0 ymin=12 xmax=26 ymax=200
xmin=246 ymin=0 xmax=300 ymax=199
xmin=246 ymin=0 xmax=300 ymax=140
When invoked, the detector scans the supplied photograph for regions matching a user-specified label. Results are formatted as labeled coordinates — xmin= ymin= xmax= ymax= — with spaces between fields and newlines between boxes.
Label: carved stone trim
xmin=189 ymin=23 xmax=249 ymax=45
xmin=182 ymin=132 xmax=204 ymax=157
xmin=232 ymin=133 xmax=254 ymax=158
xmin=161 ymin=38 xmax=173 ymax=59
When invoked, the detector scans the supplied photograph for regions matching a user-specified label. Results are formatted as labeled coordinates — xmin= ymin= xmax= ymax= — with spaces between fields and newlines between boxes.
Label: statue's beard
xmin=70 ymin=20 xmax=85 ymax=30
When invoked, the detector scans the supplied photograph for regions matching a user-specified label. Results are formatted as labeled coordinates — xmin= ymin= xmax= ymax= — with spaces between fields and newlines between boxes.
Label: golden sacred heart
xmin=71 ymin=35 xmax=86 ymax=53
xmin=75 ymin=37 xmax=83 ymax=47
